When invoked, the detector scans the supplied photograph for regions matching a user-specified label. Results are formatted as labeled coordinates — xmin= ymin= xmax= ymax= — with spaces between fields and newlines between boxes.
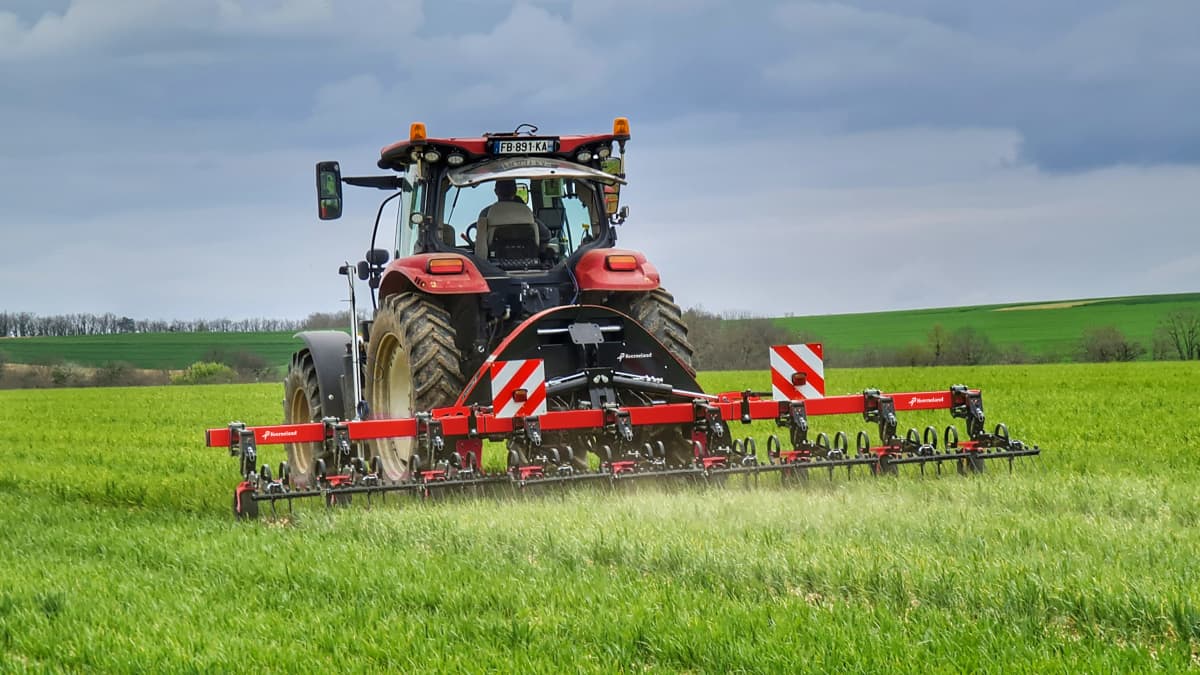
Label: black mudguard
xmin=456 ymin=304 xmax=703 ymax=408
xmin=293 ymin=330 xmax=352 ymax=419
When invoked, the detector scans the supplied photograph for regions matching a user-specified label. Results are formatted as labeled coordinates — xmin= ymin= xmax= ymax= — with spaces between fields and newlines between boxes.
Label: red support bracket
xmin=608 ymin=460 xmax=638 ymax=475
xmin=516 ymin=465 xmax=545 ymax=480
xmin=420 ymin=469 xmax=449 ymax=483
xmin=780 ymin=450 xmax=810 ymax=464
xmin=957 ymin=440 xmax=982 ymax=452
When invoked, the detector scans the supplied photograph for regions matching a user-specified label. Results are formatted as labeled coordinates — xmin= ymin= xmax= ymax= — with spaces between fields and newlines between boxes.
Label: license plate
xmin=492 ymin=138 xmax=557 ymax=154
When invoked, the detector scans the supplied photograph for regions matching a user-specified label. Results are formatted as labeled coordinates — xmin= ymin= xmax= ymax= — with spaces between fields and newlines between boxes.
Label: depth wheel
xmin=365 ymin=293 xmax=464 ymax=482
xmin=233 ymin=487 xmax=259 ymax=520
xmin=648 ymin=428 xmax=695 ymax=468
xmin=282 ymin=350 xmax=330 ymax=489
xmin=781 ymin=464 xmax=809 ymax=486
xmin=326 ymin=492 xmax=353 ymax=507
xmin=873 ymin=459 xmax=899 ymax=476
xmin=958 ymin=454 xmax=986 ymax=475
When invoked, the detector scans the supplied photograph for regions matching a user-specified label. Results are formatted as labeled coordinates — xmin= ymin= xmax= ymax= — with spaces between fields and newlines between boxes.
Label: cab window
xmin=437 ymin=177 xmax=605 ymax=257
xmin=441 ymin=180 xmax=515 ymax=248
xmin=539 ymin=180 xmax=600 ymax=256
xmin=397 ymin=167 xmax=425 ymax=256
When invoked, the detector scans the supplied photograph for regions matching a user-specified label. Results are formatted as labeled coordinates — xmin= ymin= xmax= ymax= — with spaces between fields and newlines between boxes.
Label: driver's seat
xmin=476 ymin=202 xmax=539 ymax=262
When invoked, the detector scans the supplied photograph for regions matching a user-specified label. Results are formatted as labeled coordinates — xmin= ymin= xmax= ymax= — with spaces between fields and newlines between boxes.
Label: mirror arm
xmin=343 ymin=175 xmax=409 ymax=191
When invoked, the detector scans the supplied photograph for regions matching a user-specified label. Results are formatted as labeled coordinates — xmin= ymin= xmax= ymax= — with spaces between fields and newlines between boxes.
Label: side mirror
xmin=316 ymin=161 xmax=343 ymax=220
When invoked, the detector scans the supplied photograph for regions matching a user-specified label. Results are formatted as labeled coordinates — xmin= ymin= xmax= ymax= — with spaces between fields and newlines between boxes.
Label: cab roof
xmin=378 ymin=133 xmax=621 ymax=172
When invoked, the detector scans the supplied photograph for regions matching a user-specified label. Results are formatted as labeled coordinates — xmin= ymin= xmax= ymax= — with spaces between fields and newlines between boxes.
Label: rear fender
xmin=379 ymin=253 xmax=489 ymax=298
xmin=455 ymin=304 xmax=701 ymax=407
xmin=294 ymin=330 xmax=352 ymax=419
xmin=574 ymin=248 xmax=660 ymax=292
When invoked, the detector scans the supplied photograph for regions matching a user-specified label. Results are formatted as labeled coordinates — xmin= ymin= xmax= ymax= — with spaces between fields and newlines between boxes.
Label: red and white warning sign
xmin=490 ymin=358 xmax=548 ymax=418
xmin=770 ymin=343 xmax=825 ymax=401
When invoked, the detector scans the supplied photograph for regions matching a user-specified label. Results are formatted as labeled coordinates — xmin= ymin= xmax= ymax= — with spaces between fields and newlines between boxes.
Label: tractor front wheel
xmin=365 ymin=293 xmax=464 ymax=482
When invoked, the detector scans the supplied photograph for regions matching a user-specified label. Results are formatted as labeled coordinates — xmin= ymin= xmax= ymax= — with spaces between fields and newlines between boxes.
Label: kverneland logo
xmin=617 ymin=352 xmax=652 ymax=361
xmin=262 ymin=430 xmax=300 ymax=439
xmin=908 ymin=396 xmax=946 ymax=405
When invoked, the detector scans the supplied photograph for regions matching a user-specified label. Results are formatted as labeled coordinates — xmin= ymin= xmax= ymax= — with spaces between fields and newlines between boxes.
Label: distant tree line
xmin=0 ymin=310 xmax=361 ymax=389
xmin=683 ymin=308 xmax=797 ymax=370
xmin=0 ymin=311 xmax=362 ymax=338
xmin=0 ymin=311 xmax=305 ymax=337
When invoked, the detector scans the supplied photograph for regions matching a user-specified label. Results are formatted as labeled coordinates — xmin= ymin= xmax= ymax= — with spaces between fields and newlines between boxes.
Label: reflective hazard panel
xmin=490 ymin=359 xmax=548 ymax=418
xmin=770 ymin=344 xmax=825 ymax=401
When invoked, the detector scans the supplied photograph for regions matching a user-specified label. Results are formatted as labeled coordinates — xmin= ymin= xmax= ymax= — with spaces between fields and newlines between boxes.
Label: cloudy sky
xmin=1 ymin=0 xmax=1197 ymax=320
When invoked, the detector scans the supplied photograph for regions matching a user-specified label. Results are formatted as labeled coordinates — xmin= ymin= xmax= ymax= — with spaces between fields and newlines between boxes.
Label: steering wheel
xmin=461 ymin=223 xmax=477 ymax=249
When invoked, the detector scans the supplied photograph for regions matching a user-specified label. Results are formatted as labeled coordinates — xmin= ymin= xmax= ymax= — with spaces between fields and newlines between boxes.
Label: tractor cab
xmin=316 ymin=118 xmax=645 ymax=335
xmin=425 ymin=155 xmax=624 ymax=271
xmin=314 ymin=118 xmax=662 ymax=381
xmin=322 ymin=119 xmax=631 ymax=273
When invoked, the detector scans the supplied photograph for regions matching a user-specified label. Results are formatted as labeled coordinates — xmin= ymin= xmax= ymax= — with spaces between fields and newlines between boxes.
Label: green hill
xmin=774 ymin=292 xmax=1200 ymax=360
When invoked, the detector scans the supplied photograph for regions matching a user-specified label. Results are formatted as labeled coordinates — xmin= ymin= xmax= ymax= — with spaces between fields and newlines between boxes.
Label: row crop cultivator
xmin=210 ymin=382 xmax=1039 ymax=518
xmin=204 ymin=117 xmax=1041 ymax=518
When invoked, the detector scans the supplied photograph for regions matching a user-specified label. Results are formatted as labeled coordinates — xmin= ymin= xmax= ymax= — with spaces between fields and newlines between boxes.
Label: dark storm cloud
xmin=5 ymin=1 xmax=1195 ymax=170
xmin=742 ymin=1 xmax=1198 ymax=170
xmin=0 ymin=1 xmax=1196 ymax=319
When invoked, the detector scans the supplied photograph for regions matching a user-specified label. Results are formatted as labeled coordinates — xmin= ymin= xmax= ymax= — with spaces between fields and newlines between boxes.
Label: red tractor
xmin=287 ymin=118 xmax=700 ymax=487
xmin=208 ymin=118 xmax=1039 ymax=517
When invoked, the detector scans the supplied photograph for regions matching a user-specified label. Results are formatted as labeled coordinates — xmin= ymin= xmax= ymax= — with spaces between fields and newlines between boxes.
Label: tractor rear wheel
xmin=626 ymin=287 xmax=695 ymax=371
xmin=282 ymin=350 xmax=330 ymax=489
xmin=365 ymin=292 xmax=464 ymax=482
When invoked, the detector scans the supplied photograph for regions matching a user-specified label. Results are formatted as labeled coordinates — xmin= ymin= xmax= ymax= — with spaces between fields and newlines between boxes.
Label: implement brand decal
xmin=908 ymin=396 xmax=946 ymax=405
xmin=262 ymin=430 xmax=300 ymax=440
xmin=617 ymin=352 xmax=652 ymax=361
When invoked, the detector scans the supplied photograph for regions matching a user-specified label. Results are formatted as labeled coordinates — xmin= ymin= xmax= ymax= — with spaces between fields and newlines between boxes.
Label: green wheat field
xmin=1 ymin=362 xmax=1198 ymax=671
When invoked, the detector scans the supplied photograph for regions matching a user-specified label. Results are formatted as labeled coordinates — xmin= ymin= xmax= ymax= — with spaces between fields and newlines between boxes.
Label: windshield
xmin=440 ymin=177 xmax=602 ymax=258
